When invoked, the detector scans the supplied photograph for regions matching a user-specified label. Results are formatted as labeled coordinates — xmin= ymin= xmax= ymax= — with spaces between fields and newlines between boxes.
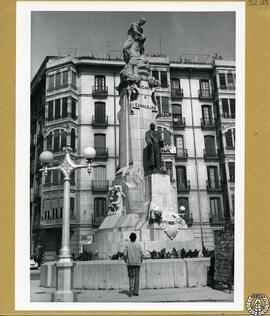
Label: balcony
xmin=201 ymin=118 xmax=216 ymax=130
xmin=209 ymin=213 xmax=226 ymax=226
xmin=206 ymin=180 xmax=223 ymax=192
xmin=218 ymin=85 xmax=235 ymax=91
xmin=175 ymin=148 xmax=188 ymax=161
xmin=221 ymin=113 xmax=235 ymax=120
xmin=92 ymin=214 xmax=106 ymax=227
xmin=92 ymin=180 xmax=110 ymax=193
xmin=198 ymin=89 xmax=212 ymax=100
xmin=92 ymin=86 xmax=108 ymax=98
xmin=94 ymin=147 xmax=108 ymax=160
xmin=228 ymin=175 xmax=235 ymax=183
xmin=203 ymin=148 xmax=219 ymax=161
xmin=180 ymin=212 xmax=193 ymax=227
xmin=92 ymin=115 xmax=108 ymax=128
xmin=40 ymin=215 xmax=76 ymax=228
xmin=225 ymin=146 xmax=235 ymax=151
xmin=171 ymin=88 xmax=183 ymax=100
xmin=172 ymin=116 xmax=186 ymax=129
xmin=177 ymin=181 xmax=190 ymax=193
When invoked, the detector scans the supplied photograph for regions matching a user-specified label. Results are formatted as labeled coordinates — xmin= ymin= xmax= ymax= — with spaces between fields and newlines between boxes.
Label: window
xmin=158 ymin=127 xmax=171 ymax=146
xmin=94 ymin=198 xmax=107 ymax=218
xmin=52 ymin=170 xmax=58 ymax=185
xmin=152 ymin=70 xmax=159 ymax=81
xmin=47 ymin=129 xmax=69 ymax=153
xmin=71 ymin=129 xmax=76 ymax=151
xmin=47 ymin=98 xmax=75 ymax=121
xmin=70 ymin=197 xmax=75 ymax=217
xmin=62 ymin=98 xmax=68 ymax=118
xmin=156 ymin=96 xmax=169 ymax=115
xmin=228 ymin=162 xmax=235 ymax=182
xmin=71 ymin=72 xmax=77 ymax=87
xmin=94 ymin=134 xmax=106 ymax=157
xmin=171 ymin=78 xmax=180 ymax=90
xmin=219 ymin=74 xmax=226 ymax=87
xmin=178 ymin=197 xmax=190 ymax=220
xmin=172 ymin=104 xmax=183 ymax=124
xmin=160 ymin=71 xmax=168 ymax=88
xmin=94 ymin=102 xmax=106 ymax=123
xmin=55 ymin=99 xmax=61 ymax=120
xmin=48 ymin=76 xmax=54 ymax=90
xmin=227 ymin=73 xmax=234 ymax=85
xmin=176 ymin=166 xmax=187 ymax=189
xmin=204 ymin=135 xmax=216 ymax=157
xmin=207 ymin=166 xmax=219 ymax=188
xmin=210 ymin=197 xmax=222 ymax=220
xmin=95 ymin=166 xmax=106 ymax=181
xmin=95 ymin=75 xmax=106 ymax=90
xmin=222 ymin=99 xmax=235 ymax=118
xmin=231 ymin=195 xmax=235 ymax=217
xmin=71 ymin=98 xmax=76 ymax=119
xmin=48 ymin=101 xmax=54 ymax=121
xmin=62 ymin=71 xmax=68 ymax=86
xmin=202 ymin=105 xmax=213 ymax=124
xmin=53 ymin=130 xmax=60 ymax=152
xmin=45 ymin=170 xmax=52 ymax=186
xmin=55 ymin=73 xmax=61 ymax=88
xmin=200 ymin=79 xmax=210 ymax=91
xmin=225 ymin=128 xmax=235 ymax=149
xmin=175 ymin=135 xmax=185 ymax=157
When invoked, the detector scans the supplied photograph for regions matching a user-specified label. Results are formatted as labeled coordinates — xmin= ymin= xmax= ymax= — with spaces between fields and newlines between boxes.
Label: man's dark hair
xmin=129 ymin=232 xmax=137 ymax=242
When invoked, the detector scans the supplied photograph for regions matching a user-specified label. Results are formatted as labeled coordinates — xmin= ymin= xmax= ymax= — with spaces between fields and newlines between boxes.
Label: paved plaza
xmin=31 ymin=270 xmax=233 ymax=303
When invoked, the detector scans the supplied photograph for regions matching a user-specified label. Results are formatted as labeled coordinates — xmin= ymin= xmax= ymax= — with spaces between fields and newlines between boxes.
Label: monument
xmin=86 ymin=19 xmax=198 ymax=258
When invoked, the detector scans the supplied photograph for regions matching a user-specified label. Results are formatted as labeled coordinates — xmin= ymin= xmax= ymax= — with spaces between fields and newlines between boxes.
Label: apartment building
xmin=30 ymin=55 xmax=235 ymax=257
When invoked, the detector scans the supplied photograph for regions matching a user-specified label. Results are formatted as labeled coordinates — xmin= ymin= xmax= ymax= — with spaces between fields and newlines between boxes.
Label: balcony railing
xmin=198 ymin=89 xmax=212 ymax=100
xmin=172 ymin=116 xmax=186 ymax=129
xmin=92 ymin=115 xmax=108 ymax=128
xmin=209 ymin=213 xmax=225 ymax=226
xmin=221 ymin=113 xmax=235 ymax=119
xmin=92 ymin=180 xmax=110 ymax=193
xmin=180 ymin=212 xmax=193 ymax=226
xmin=47 ymin=83 xmax=77 ymax=92
xmin=228 ymin=175 xmax=235 ymax=183
xmin=176 ymin=148 xmax=188 ymax=161
xmin=218 ymin=85 xmax=235 ymax=90
xmin=171 ymin=88 xmax=184 ymax=100
xmin=94 ymin=147 xmax=108 ymax=160
xmin=177 ymin=181 xmax=190 ymax=193
xmin=206 ymin=180 xmax=223 ymax=192
xmin=92 ymin=86 xmax=108 ymax=98
xmin=225 ymin=146 xmax=235 ymax=151
xmin=201 ymin=118 xmax=216 ymax=130
xmin=40 ymin=215 xmax=75 ymax=227
xmin=203 ymin=148 xmax=219 ymax=161
xmin=92 ymin=214 xmax=106 ymax=227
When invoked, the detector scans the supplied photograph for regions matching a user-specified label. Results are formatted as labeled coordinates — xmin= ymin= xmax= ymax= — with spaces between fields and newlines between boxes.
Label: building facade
xmin=30 ymin=55 xmax=235 ymax=258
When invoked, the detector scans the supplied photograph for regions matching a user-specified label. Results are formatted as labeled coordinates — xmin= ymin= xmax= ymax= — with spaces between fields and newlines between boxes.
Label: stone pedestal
xmin=51 ymin=259 xmax=77 ymax=302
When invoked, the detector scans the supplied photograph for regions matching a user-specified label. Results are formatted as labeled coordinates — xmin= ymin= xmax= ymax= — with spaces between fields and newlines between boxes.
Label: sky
xmin=31 ymin=11 xmax=235 ymax=78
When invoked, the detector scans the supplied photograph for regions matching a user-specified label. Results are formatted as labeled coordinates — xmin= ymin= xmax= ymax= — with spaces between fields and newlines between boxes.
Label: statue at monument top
xmin=123 ymin=17 xmax=147 ymax=64
xmin=117 ymin=18 xmax=158 ymax=92
xmin=144 ymin=123 xmax=164 ymax=174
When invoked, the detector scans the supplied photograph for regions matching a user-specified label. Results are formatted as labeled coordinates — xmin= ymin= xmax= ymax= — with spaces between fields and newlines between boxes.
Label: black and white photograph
xmin=16 ymin=1 xmax=245 ymax=311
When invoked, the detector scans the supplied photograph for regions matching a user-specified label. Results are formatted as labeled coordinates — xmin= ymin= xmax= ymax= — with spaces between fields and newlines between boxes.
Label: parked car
xmin=30 ymin=258 xmax=38 ymax=269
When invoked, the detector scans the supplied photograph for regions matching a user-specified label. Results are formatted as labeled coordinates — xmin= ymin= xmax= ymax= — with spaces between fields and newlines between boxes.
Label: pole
xmin=60 ymin=178 xmax=71 ymax=258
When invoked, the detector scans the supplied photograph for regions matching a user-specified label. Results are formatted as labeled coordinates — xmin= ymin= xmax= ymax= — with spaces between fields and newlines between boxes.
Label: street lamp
xmin=179 ymin=205 xmax=186 ymax=218
xmin=39 ymin=146 xmax=96 ymax=302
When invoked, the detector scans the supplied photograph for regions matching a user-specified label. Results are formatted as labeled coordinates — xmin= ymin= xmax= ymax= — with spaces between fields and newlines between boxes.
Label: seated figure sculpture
xmin=143 ymin=123 xmax=164 ymax=174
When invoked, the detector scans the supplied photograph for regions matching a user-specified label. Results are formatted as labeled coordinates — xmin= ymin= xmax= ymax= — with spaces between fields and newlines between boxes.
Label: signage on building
xmin=161 ymin=145 xmax=176 ymax=154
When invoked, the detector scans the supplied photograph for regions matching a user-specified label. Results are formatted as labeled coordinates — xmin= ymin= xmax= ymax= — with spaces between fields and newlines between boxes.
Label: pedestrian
xmin=124 ymin=232 xmax=144 ymax=297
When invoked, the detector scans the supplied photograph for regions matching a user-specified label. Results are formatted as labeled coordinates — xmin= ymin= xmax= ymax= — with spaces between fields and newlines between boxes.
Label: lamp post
xmin=179 ymin=205 xmax=186 ymax=218
xmin=39 ymin=146 xmax=96 ymax=302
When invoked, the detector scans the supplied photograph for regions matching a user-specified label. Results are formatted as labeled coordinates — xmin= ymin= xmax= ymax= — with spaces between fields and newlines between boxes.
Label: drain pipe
xmin=188 ymin=70 xmax=205 ymax=249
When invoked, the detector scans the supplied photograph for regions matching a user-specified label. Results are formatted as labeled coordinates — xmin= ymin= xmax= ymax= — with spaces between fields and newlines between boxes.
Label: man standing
xmin=144 ymin=122 xmax=163 ymax=172
xmin=124 ymin=232 xmax=144 ymax=297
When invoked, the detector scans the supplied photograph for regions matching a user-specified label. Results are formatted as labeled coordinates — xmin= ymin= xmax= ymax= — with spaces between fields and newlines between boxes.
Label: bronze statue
xmin=144 ymin=123 xmax=164 ymax=173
